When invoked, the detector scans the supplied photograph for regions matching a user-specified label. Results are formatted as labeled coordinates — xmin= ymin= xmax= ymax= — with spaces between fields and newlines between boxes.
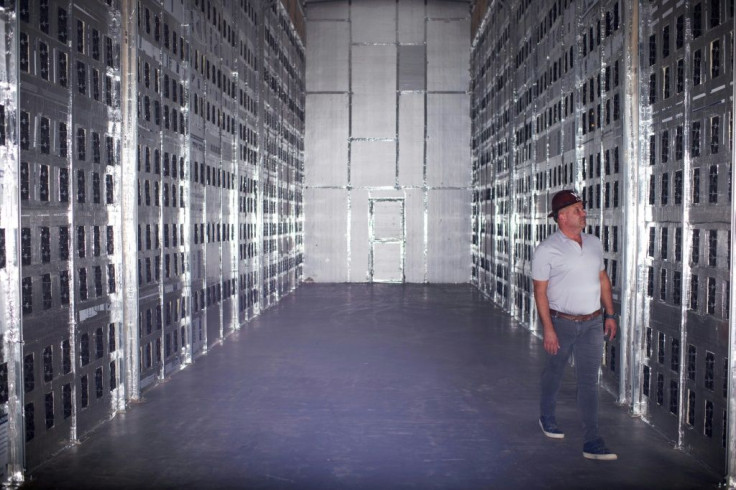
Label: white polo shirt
xmin=531 ymin=230 xmax=604 ymax=315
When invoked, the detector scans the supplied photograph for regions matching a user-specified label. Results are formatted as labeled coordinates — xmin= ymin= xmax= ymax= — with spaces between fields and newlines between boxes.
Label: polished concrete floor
xmin=23 ymin=284 xmax=722 ymax=489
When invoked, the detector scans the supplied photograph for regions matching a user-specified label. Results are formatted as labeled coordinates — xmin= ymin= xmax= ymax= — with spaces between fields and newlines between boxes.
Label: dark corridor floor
xmin=24 ymin=284 xmax=721 ymax=489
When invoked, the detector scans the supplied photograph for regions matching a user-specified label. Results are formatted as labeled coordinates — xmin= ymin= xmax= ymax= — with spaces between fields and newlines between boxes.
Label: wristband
xmin=603 ymin=312 xmax=617 ymax=320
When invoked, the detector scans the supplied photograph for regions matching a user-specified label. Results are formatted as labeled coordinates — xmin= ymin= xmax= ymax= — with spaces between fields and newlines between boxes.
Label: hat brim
xmin=548 ymin=199 xmax=582 ymax=218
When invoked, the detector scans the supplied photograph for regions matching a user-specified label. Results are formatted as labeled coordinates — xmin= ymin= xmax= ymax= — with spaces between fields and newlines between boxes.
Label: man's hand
xmin=604 ymin=318 xmax=617 ymax=341
xmin=534 ymin=280 xmax=559 ymax=355
xmin=599 ymin=271 xmax=617 ymax=342
xmin=544 ymin=328 xmax=560 ymax=355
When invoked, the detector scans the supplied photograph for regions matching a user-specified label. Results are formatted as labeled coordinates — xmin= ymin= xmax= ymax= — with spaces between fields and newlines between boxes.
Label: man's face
xmin=559 ymin=202 xmax=586 ymax=230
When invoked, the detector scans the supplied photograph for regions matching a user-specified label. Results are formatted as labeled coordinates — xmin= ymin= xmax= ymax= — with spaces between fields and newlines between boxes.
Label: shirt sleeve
xmin=531 ymin=243 xmax=551 ymax=281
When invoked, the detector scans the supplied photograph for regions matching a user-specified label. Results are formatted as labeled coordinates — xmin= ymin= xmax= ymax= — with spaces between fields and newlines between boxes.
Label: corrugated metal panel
xmin=372 ymin=242 xmax=403 ymax=282
xmin=428 ymin=189 xmax=471 ymax=283
xmin=427 ymin=1 xmax=470 ymax=19
xmin=352 ymin=93 xmax=397 ymax=139
xmin=398 ymin=0 xmax=426 ymax=44
xmin=305 ymin=20 xmax=349 ymax=92
xmin=398 ymin=45 xmax=426 ymax=91
xmin=351 ymin=0 xmax=397 ymax=43
xmin=427 ymin=19 xmax=469 ymax=92
xmin=349 ymin=189 xmax=371 ymax=282
xmin=398 ymin=93 xmax=425 ymax=187
xmin=352 ymin=140 xmax=396 ymax=188
xmin=305 ymin=1 xmax=349 ymax=20
xmin=303 ymin=188 xmax=348 ymax=282
xmin=352 ymin=45 xmax=397 ymax=138
xmin=427 ymin=94 xmax=471 ymax=187
xmin=404 ymin=189 xmax=426 ymax=283
xmin=305 ymin=94 xmax=349 ymax=187
xmin=372 ymin=200 xmax=404 ymax=239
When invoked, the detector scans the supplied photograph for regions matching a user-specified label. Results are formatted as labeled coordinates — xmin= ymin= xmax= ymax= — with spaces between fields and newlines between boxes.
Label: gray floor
xmin=23 ymin=284 xmax=722 ymax=489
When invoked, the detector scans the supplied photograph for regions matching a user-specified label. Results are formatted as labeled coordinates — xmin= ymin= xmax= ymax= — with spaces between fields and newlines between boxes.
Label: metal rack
xmin=471 ymin=0 xmax=734 ymax=475
xmin=0 ymin=0 xmax=304 ymax=480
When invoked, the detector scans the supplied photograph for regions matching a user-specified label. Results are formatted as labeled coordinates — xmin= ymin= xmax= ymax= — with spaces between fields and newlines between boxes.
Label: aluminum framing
xmin=369 ymin=197 xmax=406 ymax=283
xmin=0 ymin=2 xmax=26 ymax=483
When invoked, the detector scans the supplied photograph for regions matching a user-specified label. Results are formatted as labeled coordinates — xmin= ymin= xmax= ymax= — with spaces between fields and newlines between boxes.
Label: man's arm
xmin=533 ymin=279 xmax=560 ymax=355
xmin=599 ymin=270 xmax=617 ymax=340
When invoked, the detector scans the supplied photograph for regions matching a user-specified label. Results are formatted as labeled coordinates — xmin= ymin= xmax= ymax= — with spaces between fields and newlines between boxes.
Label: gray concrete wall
xmin=304 ymin=0 xmax=471 ymax=283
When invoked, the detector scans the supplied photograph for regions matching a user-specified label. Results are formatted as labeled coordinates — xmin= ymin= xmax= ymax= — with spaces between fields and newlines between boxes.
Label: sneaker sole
xmin=539 ymin=419 xmax=565 ymax=439
xmin=583 ymin=452 xmax=618 ymax=461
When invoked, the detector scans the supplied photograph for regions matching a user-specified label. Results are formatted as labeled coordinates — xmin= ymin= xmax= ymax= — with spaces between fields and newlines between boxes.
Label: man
xmin=531 ymin=189 xmax=618 ymax=461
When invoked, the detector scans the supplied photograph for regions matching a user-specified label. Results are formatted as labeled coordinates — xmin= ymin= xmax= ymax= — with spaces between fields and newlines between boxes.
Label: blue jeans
xmin=540 ymin=316 xmax=604 ymax=444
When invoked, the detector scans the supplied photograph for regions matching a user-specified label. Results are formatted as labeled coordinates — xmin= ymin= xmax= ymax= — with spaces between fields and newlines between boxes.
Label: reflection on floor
xmin=22 ymin=284 xmax=721 ymax=489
